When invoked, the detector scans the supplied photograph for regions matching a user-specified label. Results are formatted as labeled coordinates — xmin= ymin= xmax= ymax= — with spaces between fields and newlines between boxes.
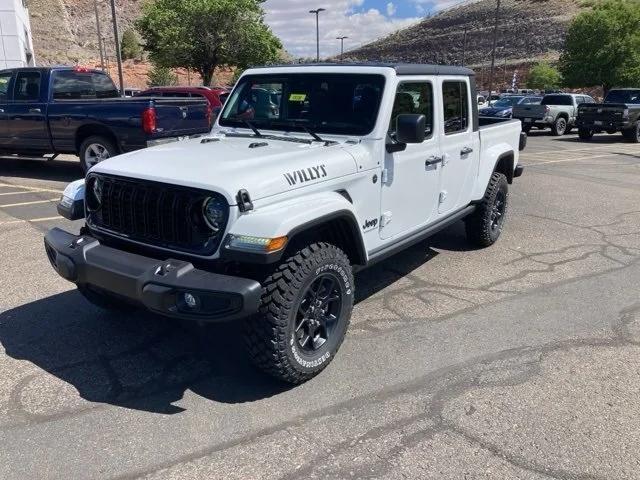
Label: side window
xmin=0 ymin=72 xmax=12 ymax=101
xmin=53 ymin=71 xmax=95 ymax=99
xmin=442 ymin=81 xmax=469 ymax=135
xmin=389 ymin=82 xmax=433 ymax=138
xmin=14 ymin=71 xmax=41 ymax=101
xmin=91 ymin=73 xmax=119 ymax=98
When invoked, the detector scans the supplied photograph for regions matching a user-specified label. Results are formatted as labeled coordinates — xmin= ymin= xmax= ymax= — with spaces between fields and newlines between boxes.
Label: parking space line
xmin=0 ymin=198 xmax=58 ymax=208
xmin=0 ymin=189 xmax=46 ymax=196
xmin=0 ymin=182 xmax=63 ymax=194
xmin=0 ymin=215 xmax=63 ymax=226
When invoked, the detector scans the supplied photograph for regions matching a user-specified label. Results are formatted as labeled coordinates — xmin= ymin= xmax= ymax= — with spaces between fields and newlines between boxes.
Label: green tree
xmin=560 ymin=0 xmax=640 ymax=93
xmin=120 ymin=28 xmax=142 ymax=61
xmin=147 ymin=64 xmax=178 ymax=87
xmin=527 ymin=62 xmax=562 ymax=90
xmin=136 ymin=0 xmax=282 ymax=86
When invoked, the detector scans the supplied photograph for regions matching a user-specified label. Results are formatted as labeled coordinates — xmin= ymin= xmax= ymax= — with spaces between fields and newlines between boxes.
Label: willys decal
xmin=283 ymin=165 xmax=327 ymax=186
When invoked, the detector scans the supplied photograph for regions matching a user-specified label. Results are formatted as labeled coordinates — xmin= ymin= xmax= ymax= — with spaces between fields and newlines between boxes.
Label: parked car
xmin=575 ymin=88 xmax=640 ymax=142
xmin=123 ymin=88 xmax=141 ymax=97
xmin=46 ymin=63 xmax=526 ymax=384
xmin=0 ymin=67 xmax=213 ymax=172
xmin=136 ymin=86 xmax=229 ymax=119
xmin=512 ymin=93 xmax=595 ymax=135
xmin=479 ymin=95 xmax=542 ymax=119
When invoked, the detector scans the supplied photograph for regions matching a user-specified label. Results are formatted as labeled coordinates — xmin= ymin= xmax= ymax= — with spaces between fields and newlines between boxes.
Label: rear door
xmin=380 ymin=80 xmax=441 ymax=239
xmin=6 ymin=69 xmax=50 ymax=151
xmin=437 ymin=77 xmax=478 ymax=215
xmin=0 ymin=71 xmax=13 ymax=147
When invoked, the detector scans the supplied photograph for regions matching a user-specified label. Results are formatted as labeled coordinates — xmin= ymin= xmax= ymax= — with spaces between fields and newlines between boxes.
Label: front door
xmin=437 ymin=78 xmax=477 ymax=215
xmin=0 ymin=71 xmax=12 ymax=148
xmin=6 ymin=70 xmax=50 ymax=152
xmin=380 ymin=80 xmax=441 ymax=239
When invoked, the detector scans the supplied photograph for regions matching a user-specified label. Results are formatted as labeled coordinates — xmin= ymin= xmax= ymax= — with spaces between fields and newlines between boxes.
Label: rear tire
xmin=465 ymin=172 xmax=509 ymax=248
xmin=551 ymin=117 xmax=567 ymax=136
xmin=79 ymin=135 xmax=118 ymax=175
xmin=244 ymin=242 xmax=354 ymax=384
xmin=578 ymin=128 xmax=594 ymax=140
xmin=623 ymin=123 xmax=640 ymax=143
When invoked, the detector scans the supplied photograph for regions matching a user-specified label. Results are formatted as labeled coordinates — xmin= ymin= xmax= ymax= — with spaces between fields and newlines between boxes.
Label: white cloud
xmin=263 ymin=0 xmax=420 ymax=59
xmin=386 ymin=2 xmax=396 ymax=16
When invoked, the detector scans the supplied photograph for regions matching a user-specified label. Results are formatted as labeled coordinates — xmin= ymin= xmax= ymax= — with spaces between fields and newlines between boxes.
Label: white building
xmin=0 ymin=0 xmax=34 ymax=69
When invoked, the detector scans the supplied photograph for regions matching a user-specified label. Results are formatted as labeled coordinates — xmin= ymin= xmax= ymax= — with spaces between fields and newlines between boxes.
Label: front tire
xmin=244 ymin=242 xmax=354 ymax=384
xmin=79 ymin=135 xmax=118 ymax=175
xmin=551 ymin=117 xmax=567 ymax=136
xmin=465 ymin=172 xmax=509 ymax=248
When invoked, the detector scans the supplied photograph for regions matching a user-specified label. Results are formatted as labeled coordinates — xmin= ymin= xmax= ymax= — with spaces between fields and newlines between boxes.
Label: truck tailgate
xmin=578 ymin=103 xmax=626 ymax=124
xmin=512 ymin=104 xmax=546 ymax=120
xmin=153 ymin=99 xmax=211 ymax=137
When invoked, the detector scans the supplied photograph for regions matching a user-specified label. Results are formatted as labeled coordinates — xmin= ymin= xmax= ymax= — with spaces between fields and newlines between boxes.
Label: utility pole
xmin=461 ymin=27 xmax=468 ymax=66
xmin=336 ymin=36 xmax=348 ymax=59
xmin=109 ymin=0 xmax=125 ymax=96
xmin=309 ymin=8 xmax=326 ymax=62
xmin=94 ymin=0 xmax=105 ymax=70
xmin=487 ymin=0 xmax=501 ymax=106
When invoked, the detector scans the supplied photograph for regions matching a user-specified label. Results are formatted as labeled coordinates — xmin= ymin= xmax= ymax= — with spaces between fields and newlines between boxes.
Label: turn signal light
xmin=142 ymin=106 xmax=157 ymax=134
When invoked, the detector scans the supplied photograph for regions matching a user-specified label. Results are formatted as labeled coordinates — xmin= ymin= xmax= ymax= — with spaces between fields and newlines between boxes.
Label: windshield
xmin=605 ymin=90 xmax=640 ymax=104
xmin=219 ymin=73 xmax=385 ymax=136
xmin=542 ymin=95 xmax=572 ymax=106
xmin=493 ymin=97 xmax=524 ymax=108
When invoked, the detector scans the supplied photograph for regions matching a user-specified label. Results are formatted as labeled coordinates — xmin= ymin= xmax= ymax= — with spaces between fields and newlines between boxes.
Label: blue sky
xmin=263 ymin=0 xmax=470 ymax=58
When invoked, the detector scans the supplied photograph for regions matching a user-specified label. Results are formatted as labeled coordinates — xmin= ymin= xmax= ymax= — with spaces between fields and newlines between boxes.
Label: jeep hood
xmin=90 ymin=134 xmax=359 ymax=204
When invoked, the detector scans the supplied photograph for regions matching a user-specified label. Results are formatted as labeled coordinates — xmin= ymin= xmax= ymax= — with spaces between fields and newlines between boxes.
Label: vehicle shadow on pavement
xmin=0 ymin=290 xmax=290 ymax=415
xmin=0 ymin=223 xmax=469 ymax=415
xmin=0 ymin=156 xmax=82 ymax=183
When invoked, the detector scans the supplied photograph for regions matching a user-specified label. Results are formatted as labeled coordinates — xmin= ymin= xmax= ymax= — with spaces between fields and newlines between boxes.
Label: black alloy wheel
xmin=294 ymin=274 xmax=343 ymax=353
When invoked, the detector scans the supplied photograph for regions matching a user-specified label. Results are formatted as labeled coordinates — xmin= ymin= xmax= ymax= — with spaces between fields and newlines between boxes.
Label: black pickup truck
xmin=576 ymin=88 xmax=640 ymax=142
xmin=0 ymin=66 xmax=212 ymax=172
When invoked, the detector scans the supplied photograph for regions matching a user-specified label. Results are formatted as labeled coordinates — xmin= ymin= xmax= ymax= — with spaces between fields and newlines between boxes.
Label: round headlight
xmin=203 ymin=197 xmax=226 ymax=233
xmin=86 ymin=176 xmax=102 ymax=211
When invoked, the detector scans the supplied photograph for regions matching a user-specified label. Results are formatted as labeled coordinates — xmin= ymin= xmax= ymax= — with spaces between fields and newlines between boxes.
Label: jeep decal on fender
xmin=284 ymin=165 xmax=327 ymax=186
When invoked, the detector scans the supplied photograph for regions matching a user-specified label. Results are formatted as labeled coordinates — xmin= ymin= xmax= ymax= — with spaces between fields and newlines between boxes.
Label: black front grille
xmin=86 ymin=174 xmax=227 ymax=255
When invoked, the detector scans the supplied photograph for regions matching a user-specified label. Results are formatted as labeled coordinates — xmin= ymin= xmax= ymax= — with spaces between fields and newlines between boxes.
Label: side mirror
xmin=396 ymin=114 xmax=426 ymax=144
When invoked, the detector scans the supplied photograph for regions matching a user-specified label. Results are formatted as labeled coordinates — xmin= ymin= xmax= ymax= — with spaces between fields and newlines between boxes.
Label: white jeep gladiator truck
xmin=44 ymin=64 xmax=526 ymax=384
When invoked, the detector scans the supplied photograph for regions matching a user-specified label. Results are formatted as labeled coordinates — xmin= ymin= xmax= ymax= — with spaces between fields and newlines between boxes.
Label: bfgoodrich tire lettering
xmin=244 ymin=242 xmax=354 ymax=384
xmin=465 ymin=172 xmax=509 ymax=247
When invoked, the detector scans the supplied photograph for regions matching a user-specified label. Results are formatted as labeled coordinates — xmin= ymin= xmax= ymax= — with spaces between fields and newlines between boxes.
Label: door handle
xmin=460 ymin=147 xmax=473 ymax=155
xmin=29 ymin=108 xmax=41 ymax=113
xmin=425 ymin=155 xmax=443 ymax=166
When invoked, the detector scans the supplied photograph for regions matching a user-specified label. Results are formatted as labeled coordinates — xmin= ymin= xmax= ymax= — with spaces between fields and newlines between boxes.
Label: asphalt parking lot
xmin=0 ymin=132 xmax=639 ymax=479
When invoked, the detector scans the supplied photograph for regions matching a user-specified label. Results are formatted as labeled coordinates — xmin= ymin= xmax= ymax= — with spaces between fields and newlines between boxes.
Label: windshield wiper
xmin=243 ymin=120 xmax=263 ymax=137
xmin=298 ymin=124 xmax=325 ymax=143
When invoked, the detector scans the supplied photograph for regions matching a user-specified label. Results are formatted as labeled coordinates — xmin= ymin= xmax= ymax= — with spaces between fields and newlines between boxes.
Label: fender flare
xmin=221 ymin=191 xmax=367 ymax=265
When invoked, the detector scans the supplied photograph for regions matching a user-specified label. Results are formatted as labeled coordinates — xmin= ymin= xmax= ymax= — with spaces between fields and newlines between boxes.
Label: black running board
xmin=364 ymin=205 xmax=476 ymax=268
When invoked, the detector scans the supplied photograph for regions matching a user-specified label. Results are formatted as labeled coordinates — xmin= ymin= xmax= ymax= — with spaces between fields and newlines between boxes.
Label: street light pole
xmin=487 ymin=0 xmax=501 ymax=106
xmin=461 ymin=26 xmax=467 ymax=66
xmin=109 ymin=0 xmax=125 ymax=96
xmin=336 ymin=36 xmax=348 ymax=59
xmin=93 ymin=0 xmax=105 ymax=70
xmin=309 ymin=8 xmax=326 ymax=62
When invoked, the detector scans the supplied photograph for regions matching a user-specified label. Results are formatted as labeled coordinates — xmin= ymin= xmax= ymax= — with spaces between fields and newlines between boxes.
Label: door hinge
xmin=381 ymin=169 xmax=389 ymax=184
xmin=380 ymin=211 xmax=392 ymax=227
xmin=439 ymin=191 xmax=447 ymax=204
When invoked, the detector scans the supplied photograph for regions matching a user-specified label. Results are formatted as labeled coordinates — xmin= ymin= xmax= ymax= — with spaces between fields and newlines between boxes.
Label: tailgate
xmin=512 ymin=104 xmax=545 ymax=120
xmin=578 ymin=103 xmax=626 ymax=123
xmin=153 ymin=99 xmax=211 ymax=137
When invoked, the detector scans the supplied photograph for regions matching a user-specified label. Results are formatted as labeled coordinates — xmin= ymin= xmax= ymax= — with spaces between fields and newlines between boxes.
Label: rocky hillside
xmin=346 ymin=0 xmax=585 ymax=68
xmin=29 ymin=0 xmax=143 ymax=66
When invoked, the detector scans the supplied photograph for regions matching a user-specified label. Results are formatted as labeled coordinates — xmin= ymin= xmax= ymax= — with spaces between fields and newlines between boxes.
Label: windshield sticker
xmin=289 ymin=93 xmax=307 ymax=102
xmin=284 ymin=165 xmax=327 ymax=186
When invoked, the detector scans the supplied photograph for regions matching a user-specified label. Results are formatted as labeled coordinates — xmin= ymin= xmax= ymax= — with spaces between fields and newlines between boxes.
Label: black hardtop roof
xmin=250 ymin=62 xmax=475 ymax=77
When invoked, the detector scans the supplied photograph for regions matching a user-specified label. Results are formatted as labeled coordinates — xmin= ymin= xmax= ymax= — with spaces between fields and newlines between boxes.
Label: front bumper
xmin=44 ymin=228 xmax=261 ymax=322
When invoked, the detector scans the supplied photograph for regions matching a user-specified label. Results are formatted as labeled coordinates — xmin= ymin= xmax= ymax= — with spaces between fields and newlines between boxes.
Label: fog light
xmin=183 ymin=292 xmax=198 ymax=309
